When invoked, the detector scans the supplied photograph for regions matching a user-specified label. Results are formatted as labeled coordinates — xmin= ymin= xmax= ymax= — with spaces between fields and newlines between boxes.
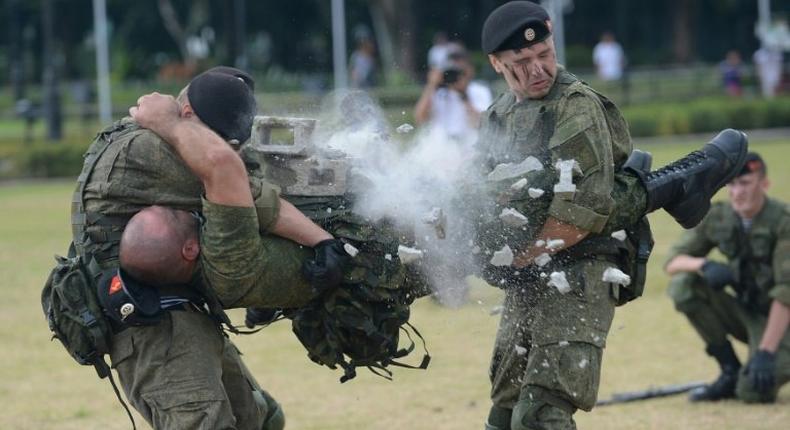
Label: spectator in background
xmin=414 ymin=46 xmax=493 ymax=142
xmin=720 ymin=50 xmax=744 ymax=97
xmin=593 ymin=31 xmax=626 ymax=81
xmin=350 ymin=31 xmax=377 ymax=89
xmin=754 ymin=46 xmax=784 ymax=98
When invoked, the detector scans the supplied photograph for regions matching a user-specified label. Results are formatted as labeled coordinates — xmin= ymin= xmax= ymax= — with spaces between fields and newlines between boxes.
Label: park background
xmin=1 ymin=0 xmax=789 ymax=429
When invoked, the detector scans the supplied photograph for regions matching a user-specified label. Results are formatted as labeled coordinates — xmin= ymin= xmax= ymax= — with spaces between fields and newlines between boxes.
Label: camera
xmin=440 ymin=66 xmax=463 ymax=86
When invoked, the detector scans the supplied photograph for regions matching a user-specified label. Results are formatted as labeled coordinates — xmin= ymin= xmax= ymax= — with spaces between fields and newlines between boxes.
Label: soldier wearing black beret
xmin=477 ymin=2 xmax=750 ymax=430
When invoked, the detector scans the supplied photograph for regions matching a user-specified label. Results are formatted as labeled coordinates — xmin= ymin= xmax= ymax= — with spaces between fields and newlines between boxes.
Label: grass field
xmin=1 ymin=136 xmax=789 ymax=429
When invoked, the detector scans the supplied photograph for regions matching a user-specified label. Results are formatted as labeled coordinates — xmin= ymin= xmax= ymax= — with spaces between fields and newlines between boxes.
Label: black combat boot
xmin=628 ymin=129 xmax=748 ymax=229
xmin=689 ymin=342 xmax=741 ymax=402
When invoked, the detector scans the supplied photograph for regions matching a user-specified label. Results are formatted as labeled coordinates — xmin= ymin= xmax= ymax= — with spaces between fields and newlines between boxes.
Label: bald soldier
xmin=477 ymin=2 xmax=748 ymax=430
xmin=73 ymin=67 xmax=345 ymax=430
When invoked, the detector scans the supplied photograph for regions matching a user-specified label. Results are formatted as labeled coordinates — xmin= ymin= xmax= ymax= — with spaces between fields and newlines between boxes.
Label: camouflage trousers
xmin=110 ymin=309 xmax=284 ymax=430
xmin=489 ymin=258 xmax=618 ymax=430
xmin=669 ymin=273 xmax=790 ymax=402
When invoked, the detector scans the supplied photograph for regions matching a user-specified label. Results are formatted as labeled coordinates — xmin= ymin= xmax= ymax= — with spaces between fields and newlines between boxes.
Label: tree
xmin=368 ymin=0 xmax=417 ymax=81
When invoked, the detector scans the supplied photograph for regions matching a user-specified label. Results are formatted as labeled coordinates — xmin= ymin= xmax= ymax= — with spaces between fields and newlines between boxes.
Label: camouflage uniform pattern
xmin=480 ymin=69 xmax=643 ymax=429
xmin=199 ymin=198 xmax=316 ymax=309
xmin=667 ymin=199 xmax=790 ymax=401
xmin=74 ymin=118 xmax=286 ymax=430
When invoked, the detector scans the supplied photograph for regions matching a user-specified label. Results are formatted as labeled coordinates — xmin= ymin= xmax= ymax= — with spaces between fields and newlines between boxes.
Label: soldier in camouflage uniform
xmin=666 ymin=152 xmax=790 ymax=403
xmin=73 ymin=67 xmax=345 ymax=430
xmin=479 ymin=3 xmax=748 ymax=429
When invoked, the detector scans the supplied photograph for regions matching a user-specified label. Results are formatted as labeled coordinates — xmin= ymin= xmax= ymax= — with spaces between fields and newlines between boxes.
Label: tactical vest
xmin=70 ymin=119 xmax=233 ymax=327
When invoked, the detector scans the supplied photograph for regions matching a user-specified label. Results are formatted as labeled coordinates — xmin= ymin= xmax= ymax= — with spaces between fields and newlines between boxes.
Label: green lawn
xmin=1 ymin=138 xmax=789 ymax=429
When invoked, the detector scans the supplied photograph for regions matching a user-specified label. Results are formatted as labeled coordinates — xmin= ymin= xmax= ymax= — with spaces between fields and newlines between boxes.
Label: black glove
xmin=700 ymin=260 xmax=735 ymax=291
xmin=745 ymin=349 xmax=776 ymax=395
xmin=244 ymin=307 xmax=282 ymax=329
xmin=301 ymin=239 xmax=350 ymax=293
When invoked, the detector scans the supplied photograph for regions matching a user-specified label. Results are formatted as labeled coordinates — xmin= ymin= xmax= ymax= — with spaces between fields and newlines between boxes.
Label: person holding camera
xmin=414 ymin=47 xmax=492 ymax=142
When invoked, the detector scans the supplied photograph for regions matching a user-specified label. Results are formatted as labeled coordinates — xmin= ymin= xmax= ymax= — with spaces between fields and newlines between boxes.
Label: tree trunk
xmin=157 ymin=0 xmax=190 ymax=62
xmin=369 ymin=0 xmax=417 ymax=81
xmin=7 ymin=0 xmax=25 ymax=100
xmin=672 ymin=0 xmax=694 ymax=63
xmin=41 ymin=0 xmax=62 ymax=141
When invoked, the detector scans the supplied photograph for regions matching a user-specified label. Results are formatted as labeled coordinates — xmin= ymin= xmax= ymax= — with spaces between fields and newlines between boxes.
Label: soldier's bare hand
xmin=129 ymin=92 xmax=180 ymax=136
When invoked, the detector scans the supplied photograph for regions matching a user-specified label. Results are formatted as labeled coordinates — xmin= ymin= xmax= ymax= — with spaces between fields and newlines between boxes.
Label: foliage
xmin=11 ymin=139 xmax=88 ymax=179
xmin=623 ymin=96 xmax=790 ymax=137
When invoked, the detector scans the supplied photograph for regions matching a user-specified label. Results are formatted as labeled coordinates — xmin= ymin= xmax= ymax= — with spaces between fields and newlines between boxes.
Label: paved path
xmin=633 ymin=127 xmax=790 ymax=146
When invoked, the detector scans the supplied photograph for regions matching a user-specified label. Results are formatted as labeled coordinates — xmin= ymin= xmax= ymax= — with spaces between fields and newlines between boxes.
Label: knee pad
xmin=511 ymin=389 xmax=576 ymax=430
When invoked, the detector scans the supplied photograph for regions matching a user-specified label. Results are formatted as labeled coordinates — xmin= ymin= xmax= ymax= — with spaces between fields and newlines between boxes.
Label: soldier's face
xmin=489 ymin=38 xmax=557 ymax=100
xmin=727 ymin=172 xmax=768 ymax=218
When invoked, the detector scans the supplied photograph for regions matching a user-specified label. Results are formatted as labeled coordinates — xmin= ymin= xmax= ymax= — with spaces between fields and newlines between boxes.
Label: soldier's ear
xmin=488 ymin=54 xmax=503 ymax=74
xmin=181 ymin=102 xmax=195 ymax=119
xmin=182 ymin=238 xmax=200 ymax=261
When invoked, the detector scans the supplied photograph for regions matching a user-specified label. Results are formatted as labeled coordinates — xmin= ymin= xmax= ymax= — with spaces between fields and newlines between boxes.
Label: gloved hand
xmin=700 ymin=260 xmax=735 ymax=291
xmin=244 ymin=307 xmax=282 ymax=329
xmin=301 ymin=239 xmax=350 ymax=293
xmin=745 ymin=349 xmax=776 ymax=395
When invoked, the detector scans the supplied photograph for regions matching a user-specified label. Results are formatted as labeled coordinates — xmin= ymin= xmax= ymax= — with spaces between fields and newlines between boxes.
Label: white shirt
xmin=593 ymin=41 xmax=625 ymax=81
xmin=429 ymin=81 xmax=493 ymax=140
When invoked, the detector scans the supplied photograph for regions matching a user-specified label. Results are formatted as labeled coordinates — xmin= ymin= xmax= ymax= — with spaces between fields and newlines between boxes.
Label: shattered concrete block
xmin=490 ymin=245 xmax=514 ymax=267
xmin=534 ymin=253 xmax=552 ymax=267
xmin=546 ymin=239 xmax=565 ymax=250
xmin=602 ymin=267 xmax=631 ymax=286
xmin=528 ymin=187 xmax=545 ymax=198
xmin=423 ymin=207 xmax=447 ymax=239
xmin=511 ymin=178 xmax=528 ymax=191
xmin=548 ymin=271 xmax=571 ymax=294
xmin=611 ymin=230 xmax=627 ymax=241
xmin=395 ymin=123 xmax=414 ymax=134
xmin=553 ymin=159 xmax=577 ymax=196
xmin=343 ymin=243 xmax=359 ymax=258
xmin=398 ymin=245 xmax=424 ymax=264
xmin=499 ymin=208 xmax=529 ymax=227
xmin=487 ymin=156 xmax=544 ymax=182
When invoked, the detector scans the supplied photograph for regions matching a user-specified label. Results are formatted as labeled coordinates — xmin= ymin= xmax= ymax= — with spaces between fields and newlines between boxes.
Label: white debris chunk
xmin=384 ymin=253 xmax=392 ymax=261
xmin=602 ymin=267 xmax=632 ymax=286
xmin=548 ymin=271 xmax=572 ymax=294
xmin=558 ymin=341 xmax=570 ymax=347
xmin=534 ymin=253 xmax=552 ymax=267
xmin=395 ymin=123 xmax=414 ymax=134
xmin=546 ymin=239 xmax=565 ymax=250
xmin=487 ymin=156 xmax=544 ymax=182
xmin=397 ymin=245 xmax=424 ymax=264
xmin=511 ymin=178 xmax=528 ymax=191
xmin=499 ymin=208 xmax=529 ymax=227
xmin=611 ymin=230 xmax=627 ymax=241
xmin=343 ymin=243 xmax=359 ymax=258
xmin=326 ymin=207 xmax=332 ymax=214
xmin=541 ymin=359 xmax=550 ymax=368
xmin=578 ymin=358 xmax=589 ymax=369
xmin=515 ymin=345 xmax=527 ymax=356
xmin=535 ymin=240 xmax=546 ymax=248
xmin=489 ymin=305 xmax=504 ymax=316
xmin=472 ymin=245 xmax=481 ymax=255
xmin=490 ymin=245 xmax=514 ymax=267
xmin=528 ymin=187 xmax=545 ymax=198
xmin=553 ymin=159 xmax=578 ymax=194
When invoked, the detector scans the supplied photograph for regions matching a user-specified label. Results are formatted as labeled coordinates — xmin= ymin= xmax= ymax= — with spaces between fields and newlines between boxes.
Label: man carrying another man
xmin=73 ymin=66 xmax=345 ymax=430
xmin=665 ymin=152 xmax=790 ymax=403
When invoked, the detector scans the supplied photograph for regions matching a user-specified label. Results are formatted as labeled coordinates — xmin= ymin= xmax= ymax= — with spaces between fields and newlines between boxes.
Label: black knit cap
xmin=482 ymin=1 xmax=551 ymax=54
xmin=738 ymin=152 xmax=766 ymax=177
xmin=187 ymin=66 xmax=257 ymax=143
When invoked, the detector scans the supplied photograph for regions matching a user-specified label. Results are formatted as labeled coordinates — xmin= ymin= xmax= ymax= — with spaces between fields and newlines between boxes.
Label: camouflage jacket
xmin=667 ymin=198 xmax=790 ymax=311
xmin=478 ymin=67 xmax=631 ymax=235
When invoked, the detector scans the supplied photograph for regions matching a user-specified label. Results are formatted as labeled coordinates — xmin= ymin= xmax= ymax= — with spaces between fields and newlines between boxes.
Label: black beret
xmin=187 ymin=68 xmax=257 ymax=143
xmin=738 ymin=152 xmax=766 ymax=177
xmin=482 ymin=1 xmax=551 ymax=54
xmin=203 ymin=66 xmax=255 ymax=91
